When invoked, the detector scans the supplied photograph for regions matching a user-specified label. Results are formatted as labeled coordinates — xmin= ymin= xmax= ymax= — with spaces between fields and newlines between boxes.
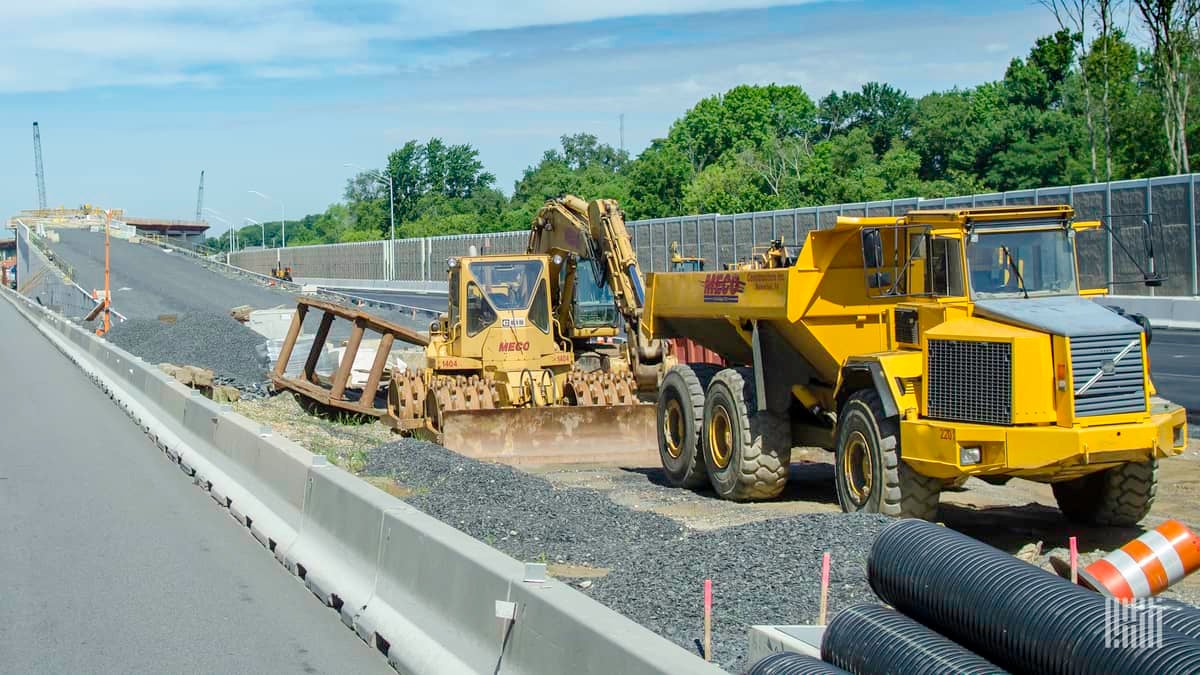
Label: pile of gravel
xmin=107 ymin=312 xmax=271 ymax=392
xmin=365 ymin=440 xmax=887 ymax=671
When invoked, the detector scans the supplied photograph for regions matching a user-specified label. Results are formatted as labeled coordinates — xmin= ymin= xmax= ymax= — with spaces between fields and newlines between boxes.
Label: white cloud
xmin=0 ymin=0 xmax=840 ymax=92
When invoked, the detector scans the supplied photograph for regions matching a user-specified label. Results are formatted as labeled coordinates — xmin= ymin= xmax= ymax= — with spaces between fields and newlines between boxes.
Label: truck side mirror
xmin=862 ymin=228 xmax=883 ymax=268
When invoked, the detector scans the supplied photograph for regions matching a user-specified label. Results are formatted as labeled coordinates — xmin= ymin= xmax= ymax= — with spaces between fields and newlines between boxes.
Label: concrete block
xmin=182 ymin=394 xmax=221 ymax=443
xmin=746 ymin=625 xmax=825 ymax=664
xmin=285 ymin=465 xmax=398 ymax=625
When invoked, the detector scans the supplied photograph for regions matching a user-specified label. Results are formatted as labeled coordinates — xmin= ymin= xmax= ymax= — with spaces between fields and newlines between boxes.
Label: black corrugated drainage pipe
xmin=743 ymin=651 xmax=850 ymax=675
xmin=867 ymin=519 xmax=1200 ymax=675
xmin=1154 ymin=596 xmax=1200 ymax=641
xmin=821 ymin=602 xmax=1006 ymax=674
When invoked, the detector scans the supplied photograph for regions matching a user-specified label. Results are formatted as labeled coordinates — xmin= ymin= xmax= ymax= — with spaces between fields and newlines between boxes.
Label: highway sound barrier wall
xmin=230 ymin=173 xmax=1200 ymax=297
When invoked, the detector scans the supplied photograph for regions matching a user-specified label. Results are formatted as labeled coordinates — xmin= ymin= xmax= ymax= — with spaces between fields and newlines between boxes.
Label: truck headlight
xmin=960 ymin=446 xmax=982 ymax=466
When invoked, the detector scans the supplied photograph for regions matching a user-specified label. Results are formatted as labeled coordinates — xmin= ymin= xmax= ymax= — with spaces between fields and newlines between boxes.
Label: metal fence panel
xmin=224 ymin=174 xmax=1200 ymax=295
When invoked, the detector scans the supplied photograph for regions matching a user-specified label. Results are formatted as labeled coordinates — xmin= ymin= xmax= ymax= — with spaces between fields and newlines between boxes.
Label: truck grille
xmin=1071 ymin=333 xmax=1146 ymax=417
xmin=927 ymin=339 xmax=1012 ymax=425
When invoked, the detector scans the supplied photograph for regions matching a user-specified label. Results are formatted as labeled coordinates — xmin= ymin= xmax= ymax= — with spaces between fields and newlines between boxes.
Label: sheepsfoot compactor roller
xmin=386 ymin=195 xmax=665 ymax=465
xmin=642 ymin=205 xmax=1188 ymax=525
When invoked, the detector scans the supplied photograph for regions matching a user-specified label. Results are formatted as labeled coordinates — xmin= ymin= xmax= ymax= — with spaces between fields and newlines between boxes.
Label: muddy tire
xmin=657 ymin=364 xmax=720 ymax=488
xmin=834 ymin=390 xmax=940 ymax=519
xmin=1052 ymin=459 xmax=1158 ymax=526
xmin=700 ymin=368 xmax=791 ymax=501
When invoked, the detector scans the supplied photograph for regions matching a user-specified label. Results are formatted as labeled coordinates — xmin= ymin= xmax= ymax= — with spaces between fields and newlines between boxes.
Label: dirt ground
xmin=526 ymin=439 xmax=1200 ymax=604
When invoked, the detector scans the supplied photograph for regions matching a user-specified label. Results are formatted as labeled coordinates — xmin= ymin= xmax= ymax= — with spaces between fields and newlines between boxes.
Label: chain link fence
xmin=230 ymin=174 xmax=1200 ymax=297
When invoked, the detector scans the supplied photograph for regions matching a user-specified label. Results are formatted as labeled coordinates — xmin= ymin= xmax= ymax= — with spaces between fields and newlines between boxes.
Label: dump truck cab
xmin=644 ymin=205 xmax=1187 ymax=525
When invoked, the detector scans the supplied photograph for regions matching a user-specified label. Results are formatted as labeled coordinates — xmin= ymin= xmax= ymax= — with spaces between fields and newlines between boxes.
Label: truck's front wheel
xmin=834 ymin=390 xmax=940 ymax=519
xmin=1051 ymin=459 xmax=1158 ymax=526
xmin=701 ymin=368 xmax=791 ymax=501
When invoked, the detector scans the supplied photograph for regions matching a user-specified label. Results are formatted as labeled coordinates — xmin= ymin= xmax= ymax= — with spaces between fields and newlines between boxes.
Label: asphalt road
xmin=1149 ymin=329 xmax=1200 ymax=432
xmin=51 ymin=230 xmax=298 ymax=320
xmin=0 ymin=299 xmax=392 ymax=675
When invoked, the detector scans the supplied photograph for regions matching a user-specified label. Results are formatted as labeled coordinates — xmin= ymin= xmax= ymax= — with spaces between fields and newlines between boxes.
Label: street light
xmin=245 ymin=217 xmax=264 ymax=248
xmin=344 ymin=163 xmax=395 ymax=243
xmin=249 ymin=190 xmax=285 ymax=248
xmin=203 ymin=207 xmax=235 ymax=254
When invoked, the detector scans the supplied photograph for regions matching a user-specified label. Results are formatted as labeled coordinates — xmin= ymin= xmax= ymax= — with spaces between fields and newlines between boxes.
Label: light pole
xmin=203 ymin=207 xmax=234 ymax=256
xmin=246 ymin=217 xmax=264 ymax=248
xmin=249 ymin=190 xmax=285 ymax=248
xmin=344 ymin=163 xmax=395 ymax=242
xmin=345 ymin=162 xmax=395 ymax=279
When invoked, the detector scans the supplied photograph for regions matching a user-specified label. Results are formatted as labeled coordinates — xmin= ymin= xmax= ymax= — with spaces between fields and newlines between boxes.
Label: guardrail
xmin=0 ymin=286 xmax=720 ymax=675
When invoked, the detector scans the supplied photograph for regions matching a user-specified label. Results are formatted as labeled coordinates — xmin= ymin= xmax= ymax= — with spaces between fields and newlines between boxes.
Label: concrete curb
xmin=1 ymin=287 xmax=723 ymax=675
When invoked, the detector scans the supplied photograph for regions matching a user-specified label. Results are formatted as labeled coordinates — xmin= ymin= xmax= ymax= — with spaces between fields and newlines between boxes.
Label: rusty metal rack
xmin=271 ymin=296 xmax=429 ymax=418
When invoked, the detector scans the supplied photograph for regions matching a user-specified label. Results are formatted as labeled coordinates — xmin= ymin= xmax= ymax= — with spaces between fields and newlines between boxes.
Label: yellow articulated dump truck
xmin=643 ymin=205 xmax=1188 ymax=525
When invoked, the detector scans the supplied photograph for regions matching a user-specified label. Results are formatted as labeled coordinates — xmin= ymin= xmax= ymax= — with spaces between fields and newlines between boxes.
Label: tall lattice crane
xmin=32 ymin=122 xmax=47 ymax=210
xmin=195 ymin=170 xmax=205 ymax=222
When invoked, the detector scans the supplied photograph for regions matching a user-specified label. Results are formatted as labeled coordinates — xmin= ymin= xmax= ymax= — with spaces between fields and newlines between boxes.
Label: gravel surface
xmin=107 ymin=313 xmax=273 ymax=394
xmin=365 ymin=439 xmax=887 ymax=672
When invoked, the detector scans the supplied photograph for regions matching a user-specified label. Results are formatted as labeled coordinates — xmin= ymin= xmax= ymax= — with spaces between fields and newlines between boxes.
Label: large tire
xmin=700 ymin=368 xmax=791 ymax=501
xmin=1052 ymin=459 xmax=1158 ymax=526
xmin=657 ymin=364 xmax=720 ymax=488
xmin=834 ymin=390 xmax=940 ymax=519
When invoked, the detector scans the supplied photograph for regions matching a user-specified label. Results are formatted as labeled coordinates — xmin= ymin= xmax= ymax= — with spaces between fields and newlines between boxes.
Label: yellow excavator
xmin=384 ymin=195 xmax=661 ymax=465
xmin=526 ymin=194 xmax=666 ymax=393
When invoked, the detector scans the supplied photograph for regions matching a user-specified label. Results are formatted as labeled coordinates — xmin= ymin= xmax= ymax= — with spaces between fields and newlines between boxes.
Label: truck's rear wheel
xmin=1051 ymin=459 xmax=1158 ymax=526
xmin=701 ymin=368 xmax=790 ymax=501
xmin=657 ymin=364 xmax=719 ymax=488
xmin=834 ymin=390 xmax=940 ymax=519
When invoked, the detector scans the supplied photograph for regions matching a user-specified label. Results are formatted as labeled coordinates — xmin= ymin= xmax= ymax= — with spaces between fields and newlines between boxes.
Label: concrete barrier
xmin=284 ymin=464 xmax=398 ymax=626
xmin=0 ymin=286 xmax=726 ymax=675
xmin=1097 ymin=295 xmax=1200 ymax=330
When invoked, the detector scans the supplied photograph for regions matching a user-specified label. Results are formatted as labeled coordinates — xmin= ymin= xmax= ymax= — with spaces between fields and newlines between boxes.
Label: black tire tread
xmin=706 ymin=368 xmax=791 ymax=501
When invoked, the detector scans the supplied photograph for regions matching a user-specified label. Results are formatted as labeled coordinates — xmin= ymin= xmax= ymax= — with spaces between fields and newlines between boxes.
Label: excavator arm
xmin=527 ymin=195 xmax=664 ymax=385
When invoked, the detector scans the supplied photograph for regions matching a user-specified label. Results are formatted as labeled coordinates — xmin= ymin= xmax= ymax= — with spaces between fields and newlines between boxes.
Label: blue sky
xmin=0 ymin=0 xmax=1062 ymax=234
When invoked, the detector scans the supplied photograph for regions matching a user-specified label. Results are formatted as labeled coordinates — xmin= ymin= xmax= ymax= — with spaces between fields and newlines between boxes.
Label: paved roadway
xmin=1149 ymin=329 xmax=1200 ymax=433
xmin=0 ymin=299 xmax=392 ymax=674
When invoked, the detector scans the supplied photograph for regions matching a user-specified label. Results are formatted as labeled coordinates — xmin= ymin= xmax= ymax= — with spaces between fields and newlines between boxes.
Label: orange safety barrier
xmin=1079 ymin=519 xmax=1200 ymax=602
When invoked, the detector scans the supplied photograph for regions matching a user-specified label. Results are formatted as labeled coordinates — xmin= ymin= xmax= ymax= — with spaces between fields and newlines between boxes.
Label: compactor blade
xmin=436 ymin=404 xmax=658 ymax=466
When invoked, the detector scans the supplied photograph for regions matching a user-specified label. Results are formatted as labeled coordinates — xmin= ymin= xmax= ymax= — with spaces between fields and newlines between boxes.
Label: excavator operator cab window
xmin=465 ymin=282 xmax=497 ymax=337
xmin=571 ymin=259 xmax=618 ymax=328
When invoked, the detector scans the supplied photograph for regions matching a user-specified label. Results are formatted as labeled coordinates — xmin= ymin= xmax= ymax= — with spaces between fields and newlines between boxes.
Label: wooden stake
xmin=818 ymin=552 xmax=831 ymax=625
xmin=703 ymin=578 xmax=712 ymax=661
xmin=1069 ymin=536 xmax=1078 ymax=584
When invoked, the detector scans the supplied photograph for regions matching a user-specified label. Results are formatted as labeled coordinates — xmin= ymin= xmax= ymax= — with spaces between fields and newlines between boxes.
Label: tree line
xmin=211 ymin=0 xmax=1200 ymax=251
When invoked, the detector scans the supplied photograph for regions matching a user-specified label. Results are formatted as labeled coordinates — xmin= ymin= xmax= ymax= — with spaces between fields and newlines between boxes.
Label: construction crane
xmin=195 ymin=170 xmax=205 ymax=222
xmin=32 ymin=122 xmax=47 ymax=210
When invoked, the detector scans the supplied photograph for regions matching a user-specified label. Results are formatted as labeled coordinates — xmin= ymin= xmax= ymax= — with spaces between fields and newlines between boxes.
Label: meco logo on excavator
xmin=498 ymin=341 xmax=531 ymax=352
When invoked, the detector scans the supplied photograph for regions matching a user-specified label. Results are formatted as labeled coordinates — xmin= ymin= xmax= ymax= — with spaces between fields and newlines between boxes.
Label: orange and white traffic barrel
xmin=1079 ymin=519 xmax=1200 ymax=602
